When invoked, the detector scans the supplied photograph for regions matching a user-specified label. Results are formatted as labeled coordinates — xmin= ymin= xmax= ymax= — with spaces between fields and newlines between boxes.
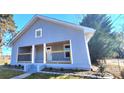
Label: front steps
xmin=24 ymin=64 xmax=45 ymax=72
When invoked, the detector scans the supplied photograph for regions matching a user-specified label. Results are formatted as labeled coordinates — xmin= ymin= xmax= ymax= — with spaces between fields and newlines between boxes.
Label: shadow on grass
xmin=0 ymin=68 xmax=24 ymax=79
xmin=25 ymin=73 xmax=81 ymax=79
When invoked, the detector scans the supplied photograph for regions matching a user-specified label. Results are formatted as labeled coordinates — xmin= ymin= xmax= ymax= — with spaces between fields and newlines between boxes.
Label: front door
xmin=46 ymin=46 xmax=52 ymax=61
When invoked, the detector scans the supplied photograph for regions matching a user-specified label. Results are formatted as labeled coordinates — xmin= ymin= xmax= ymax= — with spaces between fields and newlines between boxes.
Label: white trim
xmin=35 ymin=28 xmax=42 ymax=38
xmin=69 ymin=40 xmax=73 ymax=64
xmin=63 ymin=44 xmax=70 ymax=58
xmin=38 ymin=15 xmax=95 ymax=31
xmin=16 ymin=47 xmax=19 ymax=63
xmin=17 ymin=46 xmax=32 ymax=62
xmin=43 ymin=43 xmax=46 ymax=64
xmin=46 ymin=46 xmax=52 ymax=61
xmin=83 ymin=32 xmax=92 ymax=68
xmin=18 ymin=53 xmax=32 ymax=55
xmin=48 ymin=61 xmax=70 ymax=62
xmin=9 ymin=15 xmax=95 ymax=46
xmin=9 ymin=15 xmax=38 ymax=46
xmin=32 ymin=45 xmax=35 ymax=63
xmin=17 ymin=61 xmax=32 ymax=62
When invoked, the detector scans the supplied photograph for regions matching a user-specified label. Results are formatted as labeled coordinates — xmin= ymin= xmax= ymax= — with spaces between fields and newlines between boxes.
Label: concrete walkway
xmin=11 ymin=72 xmax=33 ymax=79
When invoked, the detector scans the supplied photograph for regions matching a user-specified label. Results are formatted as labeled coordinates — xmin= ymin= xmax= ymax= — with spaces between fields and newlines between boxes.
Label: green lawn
xmin=0 ymin=67 xmax=24 ymax=79
xmin=26 ymin=73 xmax=81 ymax=79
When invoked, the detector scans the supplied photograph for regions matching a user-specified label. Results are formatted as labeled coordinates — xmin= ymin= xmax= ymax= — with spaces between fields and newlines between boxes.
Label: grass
xmin=0 ymin=66 xmax=24 ymax=79
xmin=26 ymin=73 xmax=81 ymax=79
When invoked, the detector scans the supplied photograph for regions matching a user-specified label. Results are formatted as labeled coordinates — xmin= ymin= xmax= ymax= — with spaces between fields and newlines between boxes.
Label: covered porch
xmin=17 ymin=40 xmax=72 ymax=64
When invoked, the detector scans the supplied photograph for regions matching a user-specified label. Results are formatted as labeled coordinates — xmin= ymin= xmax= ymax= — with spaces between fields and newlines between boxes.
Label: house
xmin=9 ymin=15 xmax=95 ymax=72
xmin=0 ymin=55 xmax=10 ymax=64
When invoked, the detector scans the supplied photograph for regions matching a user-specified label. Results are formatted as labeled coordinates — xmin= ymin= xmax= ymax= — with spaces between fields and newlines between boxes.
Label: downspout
xmin=83 ymin=31 xmax=92 ymax=69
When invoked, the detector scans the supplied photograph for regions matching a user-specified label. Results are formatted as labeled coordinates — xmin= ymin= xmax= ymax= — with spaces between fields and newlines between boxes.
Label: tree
xmin=0 ymin=14 xmax=16 ymax=55
xmin=113 ymin=31 xmax=124 ymax=58
xmin=80 ymin=14 xmax=115 ymax=63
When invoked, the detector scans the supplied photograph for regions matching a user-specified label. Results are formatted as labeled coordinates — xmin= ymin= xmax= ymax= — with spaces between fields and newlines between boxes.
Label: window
xmin=17 ymin=46 xmax=32 ymax=62
xmin=64 ymin=44 xmax=70 ymax=58
xmin=64 ymin=44 xmax=70 ymax=51
xmin=47 ymin=48 xmax=51 ymax=50
xmin=65 ymin=52 xmax=70 ymax=58
xmin=35 ymin=28 xmax=42 ymax=38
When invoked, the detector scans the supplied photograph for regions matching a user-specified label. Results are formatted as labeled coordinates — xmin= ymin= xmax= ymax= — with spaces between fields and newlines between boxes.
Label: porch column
xmin=70 ymin=40 xmax=73 ymax=64
xmin=43 ymin=43 xmax=46 ymax=64
xmin=32 ymin=45 xmax=35 ymax=63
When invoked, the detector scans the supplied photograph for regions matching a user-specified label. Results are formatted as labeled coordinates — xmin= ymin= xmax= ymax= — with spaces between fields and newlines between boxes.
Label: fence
xmin=101 ymin=59 xmax=124 ymax=67
xmin=98 ymin=59 xmax=124 ymax=78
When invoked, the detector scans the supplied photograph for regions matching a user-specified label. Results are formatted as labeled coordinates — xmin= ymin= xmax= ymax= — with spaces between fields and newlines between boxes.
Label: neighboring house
xmin=0 ymin=55 xmax=10 ymax=64
xmin=9 ymin=15 xmax=95 ymax=72
xmin=0 ymin=49 xmax=10 ymax=64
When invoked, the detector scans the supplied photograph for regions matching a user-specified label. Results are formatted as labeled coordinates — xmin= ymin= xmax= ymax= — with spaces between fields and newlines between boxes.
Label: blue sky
xmin=13 ymin=14 xmax=83 ymax=31
xmin=2 ymin=14 xmax=124 ymax=55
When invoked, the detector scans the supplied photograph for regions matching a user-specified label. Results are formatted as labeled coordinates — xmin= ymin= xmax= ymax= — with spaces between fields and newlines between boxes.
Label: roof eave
xmin=9 ymin=15 xmax=96 ymax=46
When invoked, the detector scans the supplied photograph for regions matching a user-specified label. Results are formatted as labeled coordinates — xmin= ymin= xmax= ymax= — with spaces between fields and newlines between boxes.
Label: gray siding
xmin=11 ymin=18 xmax=91 ymax=70
xmin=35 ymin=45 xmax=43 ymax=63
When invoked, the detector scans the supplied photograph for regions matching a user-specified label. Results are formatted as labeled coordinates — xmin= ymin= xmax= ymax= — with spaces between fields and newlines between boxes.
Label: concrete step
xmin=24 ymin=64 xmax=45 ymax=72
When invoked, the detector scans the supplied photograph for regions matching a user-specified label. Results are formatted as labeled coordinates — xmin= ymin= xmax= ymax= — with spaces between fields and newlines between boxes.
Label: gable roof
xmin=9 ymin=15 xmax=95 ymax=46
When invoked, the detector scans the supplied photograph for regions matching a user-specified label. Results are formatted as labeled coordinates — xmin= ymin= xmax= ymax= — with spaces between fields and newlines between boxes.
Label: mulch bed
xmin=42 ymin=67 xmax=114 ymax=79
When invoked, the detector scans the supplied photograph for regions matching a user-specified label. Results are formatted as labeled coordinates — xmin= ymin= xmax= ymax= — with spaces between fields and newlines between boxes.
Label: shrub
xmin=14 ymin=65 xmax=24 ymax=69
xmin=15 ymin=65 xmax=18 ymax=68
xmin=75 ymin=68 xmax=80 ymax=72
xmin=18 ymin=64 xmax=23 ymax=69
xmin=21 ymin=65 xmax=24 ymax=69
xmin=49 ymin=67 xmax=53 ymax=71
xmin=4 ymin=63 xmax=8 ymax=66
xmin=60 ymin=68 xmax=64 ymax=71
xmin=18 ymin=64 xmax=21 ymax=67
xmin=121 ymin=69 xmax=124 ymax=79
xmin=98 ymin=62 xmax=106 ymax=77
